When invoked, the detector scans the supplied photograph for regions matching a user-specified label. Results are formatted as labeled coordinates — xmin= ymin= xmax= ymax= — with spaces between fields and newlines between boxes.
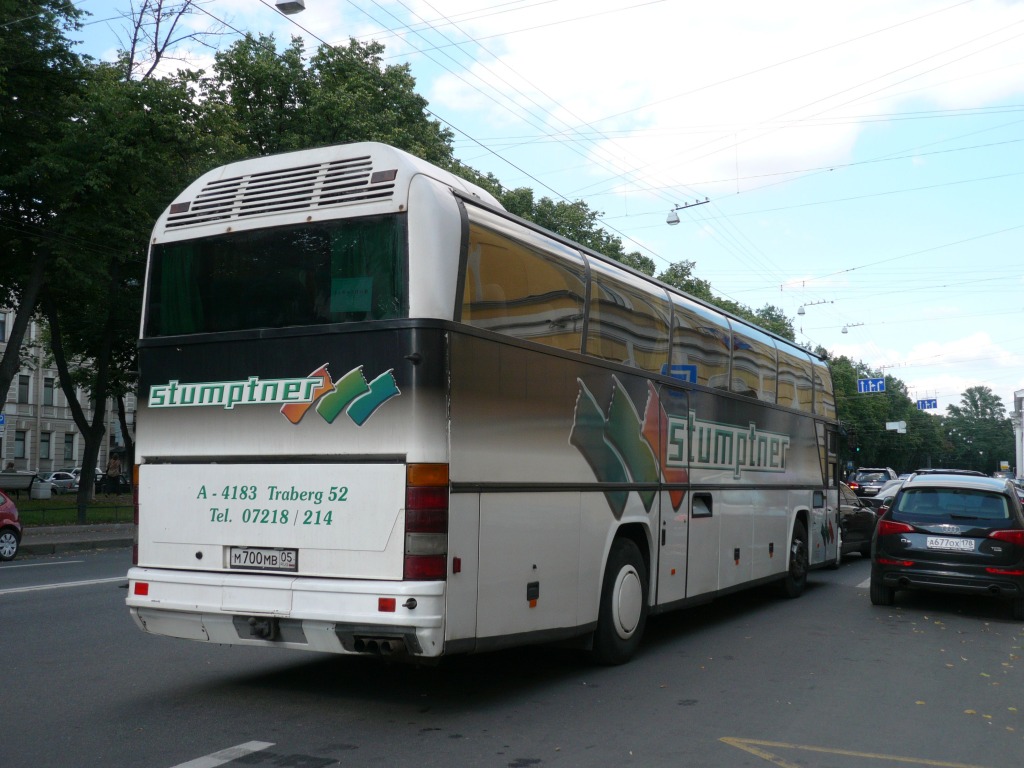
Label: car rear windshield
xmin=853 ymin=471 xmax=886 ymax=483
xmin=892 ymin=488 xmax=1010 ymax=523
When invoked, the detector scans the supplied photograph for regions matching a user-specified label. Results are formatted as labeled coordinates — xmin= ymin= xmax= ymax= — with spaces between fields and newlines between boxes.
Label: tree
xmin=0 ymin=0 xmax=85 ymax=405
xmin=204 ymin=34 xmax=454 ymax=162
xmin=40 ymin=57 xmax=236 ymax=518
xmin=943 ymin=386 xmax=1013 ymax=473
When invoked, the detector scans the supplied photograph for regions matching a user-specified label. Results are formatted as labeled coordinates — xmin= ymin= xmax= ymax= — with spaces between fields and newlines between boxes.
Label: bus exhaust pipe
xmin=352 ymin=636 xmax=406 ymax=656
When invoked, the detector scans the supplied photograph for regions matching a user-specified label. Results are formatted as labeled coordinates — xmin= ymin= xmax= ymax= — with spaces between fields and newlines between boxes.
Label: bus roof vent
xmin=165 ymin=153 xmax=396 ymax=229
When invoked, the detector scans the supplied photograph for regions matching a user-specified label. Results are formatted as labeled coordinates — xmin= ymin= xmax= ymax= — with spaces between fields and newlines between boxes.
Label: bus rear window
xmin=145 ymin=215 xmax=408 ymax=336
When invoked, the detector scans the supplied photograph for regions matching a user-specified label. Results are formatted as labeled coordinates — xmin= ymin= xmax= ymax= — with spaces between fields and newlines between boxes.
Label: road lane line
xmin=721 ymin=738 xmax=993 ymax=767
xmin=169 ymin=741 xmax=275 ymax=768
xmin=2 ymin=560 xmax=84 ymax=569
xmin=0 ymin=576 xmax=126 ymax=595
xmin=857 ymin=577 xmax=870 ymax=589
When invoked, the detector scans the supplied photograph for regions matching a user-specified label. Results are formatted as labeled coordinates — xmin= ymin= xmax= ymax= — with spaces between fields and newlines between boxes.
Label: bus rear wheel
xmin=591 ymin=537 xmax=648 ymax=665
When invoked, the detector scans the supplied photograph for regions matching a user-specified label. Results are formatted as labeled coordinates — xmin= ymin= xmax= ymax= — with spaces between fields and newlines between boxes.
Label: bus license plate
xmin=926 ymin=537 xmax=975 ymax=552
xmin=229 ymin=547 xmax=298 ymax=572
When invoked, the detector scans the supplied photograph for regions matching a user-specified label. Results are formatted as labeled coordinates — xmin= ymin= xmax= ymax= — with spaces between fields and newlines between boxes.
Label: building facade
xmin=0 ymin=308 xmax=134 ymax=475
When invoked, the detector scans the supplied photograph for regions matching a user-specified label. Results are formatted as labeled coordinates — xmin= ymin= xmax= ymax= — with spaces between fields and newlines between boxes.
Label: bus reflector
xmin=407 ymin=463 xmax=449 ymax=487
xmin=378 ymin=597 xmax=396 ymax=612
xmin=404 ymin=464 xmax=449 ymax=581
xmin=134 ymin=582 xmax=149 ymax=596
xmin=404 ymin=554 xmax=447 ymax=580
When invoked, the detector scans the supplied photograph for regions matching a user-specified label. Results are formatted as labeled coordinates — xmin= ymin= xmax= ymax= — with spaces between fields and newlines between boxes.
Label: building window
xmin=14 ymin=430 xmax=26 ymax=459
xmin=43 ymin=377 xmax=55 ymax=406
xmin=64 ymin=433 xmax=75 ymax=462
xmin=40 ymin=432 xmax=51 ymax=460
xmin=0 ymin=311 xmax=6 ymax=342
xmin=18 ymin=374 xmax=30 ymax=403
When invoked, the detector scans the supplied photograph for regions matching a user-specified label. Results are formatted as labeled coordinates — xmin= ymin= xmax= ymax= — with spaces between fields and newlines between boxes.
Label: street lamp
xmin=666 ymin=198 xmax=710 ymax=225
xmin=842 ymin=322 xmax=865 ymax=334
xmin=275 ymin=0 xmax=306 ymax=13
xmin=797 ymin=299 xmax=832 ymax=315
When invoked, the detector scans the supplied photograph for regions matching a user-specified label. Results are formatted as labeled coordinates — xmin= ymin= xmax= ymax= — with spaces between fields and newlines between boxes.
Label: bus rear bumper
xmin=126 ymin=566 xmax=447 ymax=658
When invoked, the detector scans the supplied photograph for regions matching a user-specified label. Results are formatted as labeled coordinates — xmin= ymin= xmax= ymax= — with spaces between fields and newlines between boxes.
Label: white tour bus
xmin=127 ymin=142 xmax=840 ymax=664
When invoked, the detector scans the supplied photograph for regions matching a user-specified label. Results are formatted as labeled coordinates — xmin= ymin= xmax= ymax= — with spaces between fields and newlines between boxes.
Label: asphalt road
xmin=3 ymin=550 xmax=1022 ymax=768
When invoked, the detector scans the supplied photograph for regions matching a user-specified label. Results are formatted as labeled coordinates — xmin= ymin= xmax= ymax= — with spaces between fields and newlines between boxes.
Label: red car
xmin=0 ymin=489 xmax=22 ymax=561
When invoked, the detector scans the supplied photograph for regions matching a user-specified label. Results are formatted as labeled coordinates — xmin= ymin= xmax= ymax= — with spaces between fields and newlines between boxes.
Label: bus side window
xmin=586 ymin=259 xmax=670 ymax=373
xmin=462 ymin=214 xmax=586 ymax=353
xmin=812 ymin=358 xmax=837 ymax=419
xmin=670 ymin=294 xmax=731 ymax=390
xmin=777 ymin=347 xmax=814 ymax=413
xmin=730 ymin=328 xmax=778 ymax=403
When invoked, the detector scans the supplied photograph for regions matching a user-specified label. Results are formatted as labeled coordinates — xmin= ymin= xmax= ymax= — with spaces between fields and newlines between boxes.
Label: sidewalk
xmin=19 ymin=523 xmax=136 ymax=557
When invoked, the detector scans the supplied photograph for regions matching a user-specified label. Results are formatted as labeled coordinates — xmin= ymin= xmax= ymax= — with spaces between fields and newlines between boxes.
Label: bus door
xmin=655 ymin=384 xmax=689 ymax=605
xmin=821 ymin=421 xmax=841 ymax=563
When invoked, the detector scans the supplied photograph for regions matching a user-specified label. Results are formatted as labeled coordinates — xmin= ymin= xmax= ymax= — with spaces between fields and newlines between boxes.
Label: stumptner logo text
xmin=149 ymin=376 xmax=323 ymax=410
xmin=147 ymin=364 xmax=401 ymax=427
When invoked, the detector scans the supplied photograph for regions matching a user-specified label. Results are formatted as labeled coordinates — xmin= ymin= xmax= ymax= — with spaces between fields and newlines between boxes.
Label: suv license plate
xmin=926 ymin=537 xmax=975 ymax=552
xmin=229 ymin=547 xmax=298 ymax=572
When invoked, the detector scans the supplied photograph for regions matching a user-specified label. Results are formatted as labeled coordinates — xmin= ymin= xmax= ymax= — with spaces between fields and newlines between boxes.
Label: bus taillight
xmin=404 ymin=464 xmax=449 ymax=581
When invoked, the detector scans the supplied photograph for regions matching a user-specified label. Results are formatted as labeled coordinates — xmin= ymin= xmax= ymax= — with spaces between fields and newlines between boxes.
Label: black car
xmin=838 ymin=482 xmax=879 ymax=558
xmin=870 ymin=473 xmax=1024 ymax=620
xmin=847 ymin=467 xmax=898 ymax=499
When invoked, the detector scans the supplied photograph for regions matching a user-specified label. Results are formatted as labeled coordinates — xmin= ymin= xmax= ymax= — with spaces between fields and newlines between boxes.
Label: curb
xmin=20 ymin=537 xmax=134 ymax=557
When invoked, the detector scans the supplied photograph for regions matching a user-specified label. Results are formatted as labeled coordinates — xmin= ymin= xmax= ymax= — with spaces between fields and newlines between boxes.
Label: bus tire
xmin=779 ymin=519 xmax=808 ymax=598
xmin=591 ymin=537 xmax=648 ymax=665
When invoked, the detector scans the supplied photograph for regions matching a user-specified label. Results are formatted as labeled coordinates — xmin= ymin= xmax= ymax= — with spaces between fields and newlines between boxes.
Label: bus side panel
xmin=476 ymin=492 xmax=581 ymax=638
xmin=444 ymin=491 xmax=480 ymax=647
xmin=718 ymin=489 xmax=754 ymax=590
xmin=685 ymin=388 xmax=822 ymax=595
xmin=752 ymin=492 xmax=791 ymax=580
xmin=448 ymin=333 xmax=654 ymax=641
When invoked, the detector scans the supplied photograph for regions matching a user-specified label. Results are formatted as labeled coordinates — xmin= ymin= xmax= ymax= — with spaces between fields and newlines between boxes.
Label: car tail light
xmin=404 ymin=463 xmax=448 ymax=581
xmin=988 ymin=530 xmax=1024 ymax=546
xmin=848 ymin=482 xmax=860 ymax=490
xmin=877 ymin=519 xmax=914 ymax=537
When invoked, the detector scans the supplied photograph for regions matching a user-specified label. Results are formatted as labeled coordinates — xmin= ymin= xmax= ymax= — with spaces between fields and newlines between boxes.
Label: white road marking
xmin=857 ymin=577 xmax=870 ymax=589
xmin=2 ymin=560 xmax=83 ymax=569
xmin=0 ymin=576 xmax=126 ymax=596
xmin=169 ymin=741 xmax=275 ymax=768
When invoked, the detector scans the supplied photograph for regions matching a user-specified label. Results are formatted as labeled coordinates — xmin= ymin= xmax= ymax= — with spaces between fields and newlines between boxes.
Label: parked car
xmin=847 ymin=467 xmax=898 ymax=499
xmin=838 ymin=482 xmax=880 ymax=558
xmin=0 ymin=489 xmax=22 ymax=561
xmin=870 ymin=473 xmax=1024 ymax=620
xmin=40 ymin=470 xmax=77 ymax=494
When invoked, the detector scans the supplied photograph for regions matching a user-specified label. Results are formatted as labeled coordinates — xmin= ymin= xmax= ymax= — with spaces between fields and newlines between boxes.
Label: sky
xmin=69 ymin=0 xmax=1024 ymax=416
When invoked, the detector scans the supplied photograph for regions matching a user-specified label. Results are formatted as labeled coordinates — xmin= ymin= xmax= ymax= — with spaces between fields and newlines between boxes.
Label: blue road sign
xmin=917 ymin=399 xmax=938 ymax=410
xmin=661 ymin=364 xmax=698 ymax=383
xmin=857 ymin=378 xmax=886 ymax=393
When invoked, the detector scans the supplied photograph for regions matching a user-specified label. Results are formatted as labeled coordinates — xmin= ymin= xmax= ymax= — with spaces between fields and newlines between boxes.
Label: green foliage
xmin=204 ymin=34 xmax=453 ymax=162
